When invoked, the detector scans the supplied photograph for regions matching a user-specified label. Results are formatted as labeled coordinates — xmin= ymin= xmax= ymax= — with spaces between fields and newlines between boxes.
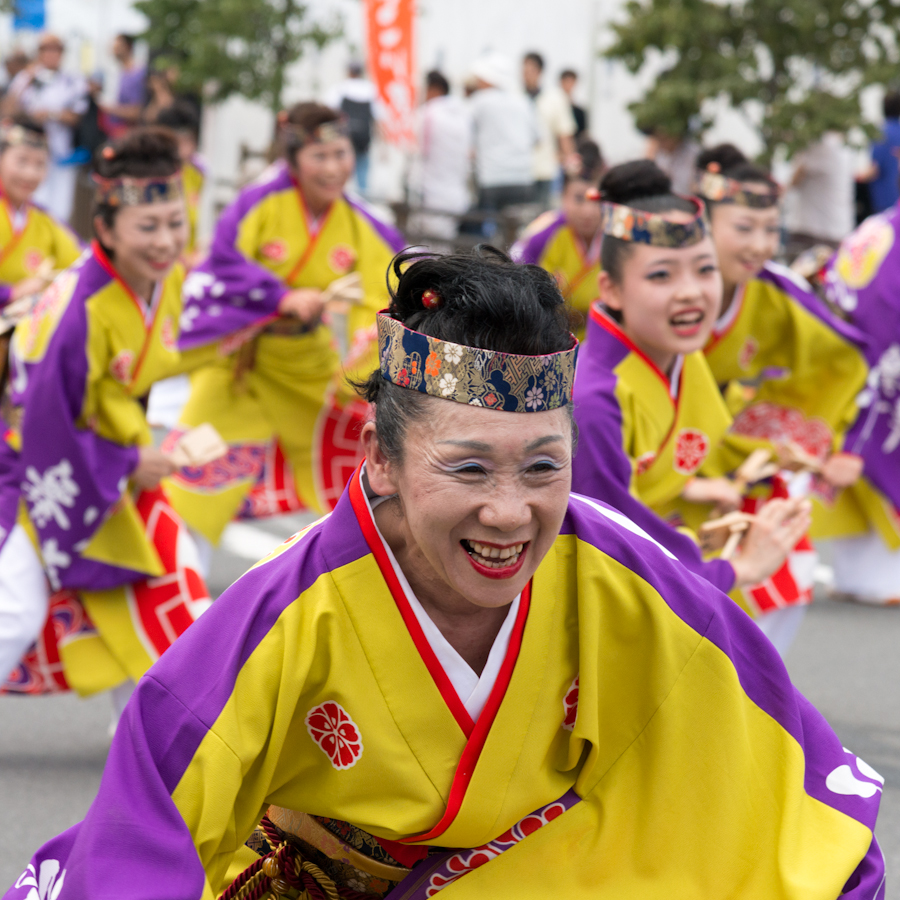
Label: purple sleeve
xmin=178 ymin=182 xmax=289 ymax=350
xmin=117 ymin=67 xmax=146 ymax=106
xmin=0 ymin=284 xmax=11 ymax=308
xmin=511 ymin=213 xmax=563 ymax=264
xmin=572 ymin=372 xmax=736 ymax=594
xmin=18 ymin=286 xmax=140 ymax=590
xmin=0 ymin=415 xmax=18 ymax=553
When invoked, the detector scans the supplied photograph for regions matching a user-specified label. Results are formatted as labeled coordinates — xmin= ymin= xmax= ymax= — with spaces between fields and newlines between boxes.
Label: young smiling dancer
xmin=166 ymin=101 xmax=403 ymax=560
xmin=0 ymin=115 xmax=82 ymax=654
xmin=695 ymin=146 xmax=869 ymax=510
xmin=571 ymin=161 xmax=813 ymax=654
xmin=4 ymin=248 xmax=882 ymax=899
xmin=0 ymin=128 xmax=210 ymax=704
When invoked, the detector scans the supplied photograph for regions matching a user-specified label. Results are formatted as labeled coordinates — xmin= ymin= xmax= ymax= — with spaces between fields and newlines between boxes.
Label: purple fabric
xmin=510 ymin=212 xmax=565 ymax=264
xmin=0 ymin=284 xmax=12 ymax=309
xmin=825 ymin=207 xmax=900 ymax=512
xmin=15 ymin=251 xmax=142 ymax=590
xmin=572 ymin=311 xmax=737 ymax=593
xmin=178 ymin=165 xmax=294 ymax=349
xmin=105 ymin=65 xmax=146 ymax=130
xmin=0 ymin=413 xmax=18 ymax=553
xmin=3 ymin=481 xmax=882 ymax=897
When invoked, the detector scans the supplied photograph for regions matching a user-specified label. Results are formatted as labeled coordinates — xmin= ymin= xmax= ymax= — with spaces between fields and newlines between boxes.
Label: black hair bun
xmin=600 ymin=160 xmax=671 ymax=205
xmin=696 ymin=143 xmax=747 ymax=174
xmin=93 ymin=126 xmax=180 ymax=180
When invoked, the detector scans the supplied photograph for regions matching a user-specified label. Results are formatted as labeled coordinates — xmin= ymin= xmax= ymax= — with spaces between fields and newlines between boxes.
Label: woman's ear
xmin=598 ymin=270 xmax=623 ymax=311
xmin=93 ymin=215 xmax=113 ymax=251
xmin=360 ymin=421 xmax=399 ymax=496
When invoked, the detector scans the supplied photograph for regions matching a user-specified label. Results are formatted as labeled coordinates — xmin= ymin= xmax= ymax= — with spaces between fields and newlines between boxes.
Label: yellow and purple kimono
xmin=572 ymin=304 xmax=736 ymax=594
xmin=0 ymin=192 xmax=81 ymax=553
xmin=3 ymin=242 xmax=209 ymax=696
xmin=819 ymin=207 xmax=900 ymax=548
xmin=704 ymin=262 xmax=868 ymax=498
xmin=572 ymin=304 xmax=815 ymax=616
xmin=5 ymin=465 xmax=884 ymax=898
xmin=512 ymin=210 xmax=599 ymax=341
xmin=169 ymin=160 xmax=405 ymax=545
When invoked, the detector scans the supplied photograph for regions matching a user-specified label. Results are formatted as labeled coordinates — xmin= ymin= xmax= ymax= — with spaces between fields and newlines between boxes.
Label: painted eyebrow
xmin=437 ymin=435 xmax=565 ymax=453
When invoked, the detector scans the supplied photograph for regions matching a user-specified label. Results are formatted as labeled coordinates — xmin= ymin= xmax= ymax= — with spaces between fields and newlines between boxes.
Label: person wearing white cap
xmin=466 ymin=53 xmax=538 ymax=231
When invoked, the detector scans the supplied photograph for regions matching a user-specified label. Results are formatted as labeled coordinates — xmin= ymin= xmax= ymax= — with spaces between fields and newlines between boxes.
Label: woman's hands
xmin=819 ymin=452 xmax=864 ymax=489
xmin=133 ymin=446 xmax=178 ymax=490
xmin=277 ymin=287 xmax=325 ymax=324
xmin=681 ymin=476 xmax=743 ymax=515
xmin=10 ymin=275 xmax=51 ymax=303
xmin=730 ymin=497 xmax=812 ymax=588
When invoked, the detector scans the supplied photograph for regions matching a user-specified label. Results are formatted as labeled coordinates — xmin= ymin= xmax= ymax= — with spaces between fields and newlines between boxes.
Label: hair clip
xmin=585 ymin=187 xmax=602 ymax=202
xmin=421 ymin=289 xmax=441 ymax=309
xmin=101 ymin=146 xmax=116 ymax=160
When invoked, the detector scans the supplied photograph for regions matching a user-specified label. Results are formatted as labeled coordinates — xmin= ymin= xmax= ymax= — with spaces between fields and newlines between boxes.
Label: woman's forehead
xmin=416 ymin=400 xmax=571 ymax=448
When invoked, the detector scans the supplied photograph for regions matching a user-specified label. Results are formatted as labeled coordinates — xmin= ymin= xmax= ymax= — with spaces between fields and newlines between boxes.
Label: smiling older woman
xmin=5 ymin=248 xmax=883 ymax=900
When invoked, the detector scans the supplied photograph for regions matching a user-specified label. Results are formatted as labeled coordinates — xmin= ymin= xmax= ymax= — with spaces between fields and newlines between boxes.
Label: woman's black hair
xmin=280 ymin=101 xmax=344 ymax=164
xmin=696 ymin=143 xmax=778 ymax=200
xmin=0 ymin=113 xmax=46 ymax=152
xmin=91 ymin=126 xmax=181 ymax=241
xmin=562 ymin=137 xmax=605 ymax=188
xmin=359 ymin=245 xmax=575 ymax=464
xmin=599 ymin=160 xmax=695 ymax=283
xmin=155 ymin=100 xmax=200 ymax=142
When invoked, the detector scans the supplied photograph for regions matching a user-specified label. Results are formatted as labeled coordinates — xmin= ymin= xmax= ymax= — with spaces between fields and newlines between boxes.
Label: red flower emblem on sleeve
xmin=23 ymin=248 xmax=44 ymax=273
xmin=109 ymin=349 xmax=135 ymax=384
xmin=673 ymin=428 xmax=709 ymax=475
xmin=305 ymin=701 xmax=363 ymax=770
xmin=261 ymin=239 xmax=288 ymax=263
xmin=562 ymin=676 xmax=579 ymax=731
xmin=328 ymin=244 xmax=356 ymax=273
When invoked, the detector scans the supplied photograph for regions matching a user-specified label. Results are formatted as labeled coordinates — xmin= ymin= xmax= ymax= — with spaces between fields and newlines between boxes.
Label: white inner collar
xmin=668 ymin=354 xmax=684 ymax=400
xmin=361 ymin=466 xmax=520 ymax=722
xmin=714 ymin=283 xmax=745 ymax=333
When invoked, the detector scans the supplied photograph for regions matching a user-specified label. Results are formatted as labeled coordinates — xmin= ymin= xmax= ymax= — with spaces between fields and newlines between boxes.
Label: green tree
xmin=134 ymin=0 xmax=342 ymax=112
xmin=605 ymin=0 xmax=900 ymax=159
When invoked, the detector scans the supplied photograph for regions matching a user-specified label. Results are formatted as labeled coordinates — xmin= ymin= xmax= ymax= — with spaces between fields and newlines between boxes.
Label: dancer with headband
xmin=571 ymin=160 xmax=813 ymax=654
xmin=3 ymin=247 xmax=882 ymax=900
xmin=0 ymin=127 xmax=210 ymax=712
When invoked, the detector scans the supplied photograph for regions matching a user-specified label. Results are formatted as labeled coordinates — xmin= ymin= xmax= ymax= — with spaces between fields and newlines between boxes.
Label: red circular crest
xmin=673 ymin=428 xmax=709 ymax=475
xmin=305 ymin=701 xmax=363 ymax=770
xmin=328 ymin=244 xmax=356 ymax=273
xmin=634 ymin=451 xmax=657 ymax=476
xmin=160 ymin=315 xmax=176 ymax=352
xmin=109 ymin=349 xmax=135 ymax=384
xmin=261 ymin=239 xmax=289 ymax=263
xmin=23 ymin=248 xmax=44 ymax=273
xmin=562 ymin=676 xmax=579 ymax=731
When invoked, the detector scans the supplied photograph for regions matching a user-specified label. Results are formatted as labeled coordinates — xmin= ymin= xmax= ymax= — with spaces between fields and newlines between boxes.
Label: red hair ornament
xmin=421 ymin=289 xmax=441 ymax=310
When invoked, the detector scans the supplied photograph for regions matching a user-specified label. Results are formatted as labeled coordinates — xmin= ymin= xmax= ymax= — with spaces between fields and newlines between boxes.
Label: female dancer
xmin=512 ymin=139 xmax=603 ymax=340
xmin=168 ymin=101 xmax=404 ymax=554
xmin=5 ymin=248 xmax=881 ymax=899
xmin=572 ymin=161 xmax=812 ymax=653
xmin=0 ymin=127 xmax=209 ymax=703
xmin=696 ymin=145 xmax=868 ymax=502
xmin=0 ymin=114 xmax=83 ymax=684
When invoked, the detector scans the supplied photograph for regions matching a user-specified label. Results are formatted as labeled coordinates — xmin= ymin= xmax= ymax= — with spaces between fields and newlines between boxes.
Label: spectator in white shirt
xmin=467 ymin=53 xmax=538 ymax=234
xmin=523 ymin=51 xmax=577 ymax=209
xmin=2 ymin=33 xmax=87 ymax=222
xmin=408 ymin=70 xmax=472 ymax=240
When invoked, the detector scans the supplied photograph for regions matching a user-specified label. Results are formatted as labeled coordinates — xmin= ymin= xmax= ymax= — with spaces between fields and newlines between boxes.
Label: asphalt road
xmin=1 ymin=518 xmax=898 ymax=890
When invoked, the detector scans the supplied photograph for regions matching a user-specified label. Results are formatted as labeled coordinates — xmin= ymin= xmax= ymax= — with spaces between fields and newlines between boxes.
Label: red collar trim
xmin=589 ymin=302 xmax=678 ymax=401
xmin=348 ymin=465 xmax=532 ymax=844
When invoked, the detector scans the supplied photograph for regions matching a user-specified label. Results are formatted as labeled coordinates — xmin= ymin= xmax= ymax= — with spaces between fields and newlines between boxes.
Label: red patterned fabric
xmin=305 ymin=701 xmax=364 ymax=770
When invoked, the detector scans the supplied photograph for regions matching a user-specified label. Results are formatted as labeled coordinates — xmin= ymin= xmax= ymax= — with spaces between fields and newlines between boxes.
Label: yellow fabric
xmin=182 ymin=160 xmax=205 ymax=253
xmin=170 ymin=192 xmax=395 ymax=543
xmin=0 ymin=198 xmax=81 ymax=286
xmin=533 ymin=223 xmax=599 ymax=341
xmin=167 ymin=530 xmax=869 ymax=898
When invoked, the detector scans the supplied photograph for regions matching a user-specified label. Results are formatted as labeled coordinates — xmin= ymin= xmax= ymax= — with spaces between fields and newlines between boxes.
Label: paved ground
xmin=1 ymin=518 xmax=898 ymax=889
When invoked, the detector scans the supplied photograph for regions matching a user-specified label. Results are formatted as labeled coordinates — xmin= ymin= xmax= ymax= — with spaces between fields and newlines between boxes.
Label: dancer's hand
xmin=278 ymin=288 xmax=325 ymax=324
xmin=820 ymin=452 xmax=864 ymax=489
xmin=730 ymin=497 xmax=811 ymax=587
xmin=133 ymin=447 xmax=178 ymax=490
xmin=681 ymin=476 xmax=743 ymax=514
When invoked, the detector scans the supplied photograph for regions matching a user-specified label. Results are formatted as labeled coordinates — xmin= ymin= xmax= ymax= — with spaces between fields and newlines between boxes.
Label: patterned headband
xmin=695 ymin=170 xmax=780 ymax=209
xmin=377 ymin=313 xmax=578 ymax=412
xmin=598 ymin=195 xmax=709 ymax=248
xmin=0 ymin=124 xmax=47 ymax=150
xmin=279 ymin=118 xmax=351 ymax=147
xmin=92 ymin=171 xmax=184 ymax=207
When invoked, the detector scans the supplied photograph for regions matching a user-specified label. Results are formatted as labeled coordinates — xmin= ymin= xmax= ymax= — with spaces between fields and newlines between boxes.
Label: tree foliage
xmin=134 ymin=0 xmax=342 ymax=111
xmin=605 ymin=0 xmax=900 ymax=159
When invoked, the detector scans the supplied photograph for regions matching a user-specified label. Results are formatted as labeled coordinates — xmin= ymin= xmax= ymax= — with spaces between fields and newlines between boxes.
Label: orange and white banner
xmin=365 ymin=0 xmax=417 ymax=145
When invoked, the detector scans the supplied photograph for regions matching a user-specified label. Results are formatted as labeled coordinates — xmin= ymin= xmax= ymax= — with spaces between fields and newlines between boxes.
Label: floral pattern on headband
xmin=376 ymin=313 xmax=578 ymax=412
xmin=695 ymin=170 xmax=780 ymax=209
xmin=92 ymin=172 xmax=184 ymax=208
xmin=600 ymin=198 xmax=709 ymax=248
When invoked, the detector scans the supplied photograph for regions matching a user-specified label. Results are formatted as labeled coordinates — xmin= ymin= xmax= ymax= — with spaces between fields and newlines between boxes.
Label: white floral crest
xmin=23 ymin=460 xmax=80 ymax=530
xmin=14 ymin=859 xmax=66 ymax=900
